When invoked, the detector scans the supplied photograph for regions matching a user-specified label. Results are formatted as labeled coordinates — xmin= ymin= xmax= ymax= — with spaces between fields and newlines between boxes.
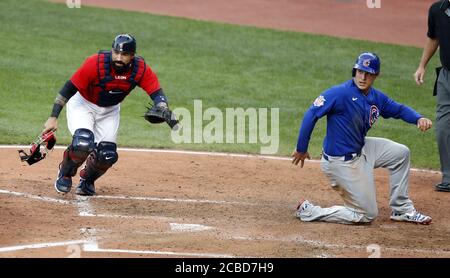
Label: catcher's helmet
xmin=352 ymin=52 xmax=380 ymax=76
xmin=112 ymin=34 xmax=136 ymax=54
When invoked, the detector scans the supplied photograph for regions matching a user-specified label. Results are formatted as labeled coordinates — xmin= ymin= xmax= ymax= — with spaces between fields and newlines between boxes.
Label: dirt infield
xmin=3 ymin=1 xmax=448 ymax=258
xmin=1 ymin=146 xmax=449 ymax=258
xmin=52 ymin=0 xmax=434 ymax=47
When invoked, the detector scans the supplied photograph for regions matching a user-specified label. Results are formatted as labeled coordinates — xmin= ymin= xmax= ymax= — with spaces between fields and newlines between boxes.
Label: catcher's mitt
xmin=144 ymin=103 xmax=179 ymax=130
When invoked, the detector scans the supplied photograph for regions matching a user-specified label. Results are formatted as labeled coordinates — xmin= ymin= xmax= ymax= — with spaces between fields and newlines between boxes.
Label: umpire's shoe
xmin=435 ymin=182 xmax=450 ymax=192
xmin=55 ymin=168 xmax=72 ymax=193
xmin=75 ymin=178 xmax=95 ymax=196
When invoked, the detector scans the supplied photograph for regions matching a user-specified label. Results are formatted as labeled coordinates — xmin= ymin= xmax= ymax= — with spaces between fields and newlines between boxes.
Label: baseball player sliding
xmin=42 ymin=34 xmax=177 ymax=196
xmin=292 ymin=52 xmax=433 ymax=225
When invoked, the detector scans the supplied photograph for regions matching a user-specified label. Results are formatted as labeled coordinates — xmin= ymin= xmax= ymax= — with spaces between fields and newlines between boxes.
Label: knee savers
xmin=70 ymin=128 xmax=96 ymax=162
xmin=95 ymin=141 xmax=118 ymax=168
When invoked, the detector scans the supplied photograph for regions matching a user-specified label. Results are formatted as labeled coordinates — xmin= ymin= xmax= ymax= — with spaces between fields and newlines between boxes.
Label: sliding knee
xmin=80 ymin=141 xmax=118 ymax=182
xmin=397 ymin=144 xmax=410 ymax=160
xmin=60 ymin=128 xmax=95 ymax=177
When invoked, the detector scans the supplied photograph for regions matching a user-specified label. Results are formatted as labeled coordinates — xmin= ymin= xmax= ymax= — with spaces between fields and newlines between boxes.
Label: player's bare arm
xmin=414 ymin=38 xmax=439 ymax=85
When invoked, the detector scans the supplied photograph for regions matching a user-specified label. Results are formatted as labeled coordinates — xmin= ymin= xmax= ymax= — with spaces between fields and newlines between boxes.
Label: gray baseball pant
xmin=436 ymin=67 xmax=450 ymax=184
xmin=298 ymin=137 xmax=415 ymax=224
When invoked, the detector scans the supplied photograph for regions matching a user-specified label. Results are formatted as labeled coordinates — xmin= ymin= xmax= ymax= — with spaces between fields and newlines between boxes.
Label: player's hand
xmin=417 ymin=117 xmax=432 ymax=132
xmin=414 ymin=66 xmax=426 ymax=85
xmin=43 ymin=117 xmax=58 ymax=134
xmin=291 ymin=150 xmax=310 ymax=168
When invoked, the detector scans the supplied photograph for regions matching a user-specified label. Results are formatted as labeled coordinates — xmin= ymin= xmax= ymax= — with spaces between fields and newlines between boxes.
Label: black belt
xmin=322 ymin=152 xmax=361 ymax=162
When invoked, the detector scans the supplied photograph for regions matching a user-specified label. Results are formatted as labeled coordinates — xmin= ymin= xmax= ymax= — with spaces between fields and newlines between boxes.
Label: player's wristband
xmin=50 ymin=103 xmax=64 ymax=118
xmin=150 ymin=88 xmax=168 ymax=106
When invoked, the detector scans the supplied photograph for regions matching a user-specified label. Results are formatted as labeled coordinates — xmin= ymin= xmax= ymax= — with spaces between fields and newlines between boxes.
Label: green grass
xmin=0 ymin=0 xmax=441 ymax=169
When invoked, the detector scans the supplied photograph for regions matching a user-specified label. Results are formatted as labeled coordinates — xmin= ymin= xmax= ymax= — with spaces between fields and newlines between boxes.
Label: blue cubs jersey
xmin=296 ymin=79 xmax=422 ymax=156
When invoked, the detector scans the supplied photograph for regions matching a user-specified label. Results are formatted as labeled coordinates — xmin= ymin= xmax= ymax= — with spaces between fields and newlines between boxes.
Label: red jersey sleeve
xmin=70 ymin=54 xmax=98 ymax=93
xmin=139 ymin=64 xmax=161 ymax=95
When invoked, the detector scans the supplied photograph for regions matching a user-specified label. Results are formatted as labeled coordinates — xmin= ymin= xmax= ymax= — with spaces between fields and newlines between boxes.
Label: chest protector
xmin=95 ymin=50 xmax=146 ymax=107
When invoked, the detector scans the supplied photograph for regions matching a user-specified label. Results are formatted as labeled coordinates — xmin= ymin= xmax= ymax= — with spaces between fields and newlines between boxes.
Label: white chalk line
xmin=169 ymin=223 xmax=214 ymax=232
xmin=82 ymin=242 xmax=234 ymax=258
xmin=75 ymin=195 xmax=95 ymax=217
xmin=78 ymin=208 xmax=178 ymax=222
xmin=1 ymin=145 xmax=441 ymax=174
xmin=0 ymin=189 xmax=72 ymax=205
xmin=93 ymin=194 xmax=257 ymax=206
xmin=0 ymin=239 xmax=91 ymax=253
xmin=78 ymin=211 xmax=170 ymax=220
xmin=0 ymin=188 xmax=255 ymax=207
xmin=75 ymin=195 xmax=101 ymax=257
xmin=0 ymin=238 xmax=231 ymax=258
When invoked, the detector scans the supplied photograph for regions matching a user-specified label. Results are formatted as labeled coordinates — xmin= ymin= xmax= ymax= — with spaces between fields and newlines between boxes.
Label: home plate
xmin=83 ymin=242 xmax=99 ymax=252
xmin=169 ymin=223 xmax=214 ymax=232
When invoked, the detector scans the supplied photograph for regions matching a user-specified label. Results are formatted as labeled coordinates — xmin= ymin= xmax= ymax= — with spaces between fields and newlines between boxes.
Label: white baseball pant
xmin=66 ymin=92 xmax=120 ymax=143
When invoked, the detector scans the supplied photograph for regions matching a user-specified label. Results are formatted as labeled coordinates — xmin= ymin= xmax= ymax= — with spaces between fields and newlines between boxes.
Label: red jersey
xmin=70 ymin=51 xmax=161 ymax=107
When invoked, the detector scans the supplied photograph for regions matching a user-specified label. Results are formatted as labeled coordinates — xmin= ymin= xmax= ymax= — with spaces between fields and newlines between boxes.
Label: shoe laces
xmin=410 ymin=210 xmax=431 ymax=222
xmin=400 ymin=210 xmax=430 ymax=223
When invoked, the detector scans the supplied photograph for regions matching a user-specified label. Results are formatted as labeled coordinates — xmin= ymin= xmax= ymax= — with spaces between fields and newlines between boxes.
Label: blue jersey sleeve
xmin=378 ymin=93 xmax=422 ymax=124
xmin=296 ymin=109 xmax=319 ymax=153
xmin=296 ymin=90 xmax=337 ymax=152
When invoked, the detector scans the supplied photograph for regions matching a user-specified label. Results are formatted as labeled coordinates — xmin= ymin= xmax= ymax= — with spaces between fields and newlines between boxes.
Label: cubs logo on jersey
xmin=369 ymin=105 xmax=379 ymax=126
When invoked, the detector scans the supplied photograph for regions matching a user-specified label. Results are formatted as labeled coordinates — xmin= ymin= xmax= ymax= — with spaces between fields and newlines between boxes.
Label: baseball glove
xmin=144 ymin=103 xmax=179 ymax=130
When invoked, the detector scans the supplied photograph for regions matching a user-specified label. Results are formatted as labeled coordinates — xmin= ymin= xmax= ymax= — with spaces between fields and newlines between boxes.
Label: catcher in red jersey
xmin=42 ymin=34 xmax=177 ymax=196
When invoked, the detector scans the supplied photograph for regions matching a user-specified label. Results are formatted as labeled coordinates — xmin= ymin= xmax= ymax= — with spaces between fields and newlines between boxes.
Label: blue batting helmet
xmin=352 ymin=52 xmax=380 ymax=76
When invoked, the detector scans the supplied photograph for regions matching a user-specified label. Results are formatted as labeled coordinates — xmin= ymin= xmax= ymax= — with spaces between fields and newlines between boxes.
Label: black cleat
xmin=54 ymin=168 xmax=72 ymax=193
xmin=75 ymin=178 xmax=95 ymax=196
xmin=435 ymin=182 xmax=450 ymax=192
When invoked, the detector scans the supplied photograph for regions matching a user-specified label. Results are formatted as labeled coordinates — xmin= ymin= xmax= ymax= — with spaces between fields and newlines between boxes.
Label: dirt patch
xmin=1 ymin=147 xmax=448 ymax=258
xmin=51 ymin=0 xmax=433 ymax=47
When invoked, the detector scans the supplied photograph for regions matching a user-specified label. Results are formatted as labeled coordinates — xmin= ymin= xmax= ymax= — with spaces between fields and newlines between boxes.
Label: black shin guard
xmin=59 ymin=128 xmax=95 ymax=177
xmin=80 ymin=141 xmax=118 ymax=182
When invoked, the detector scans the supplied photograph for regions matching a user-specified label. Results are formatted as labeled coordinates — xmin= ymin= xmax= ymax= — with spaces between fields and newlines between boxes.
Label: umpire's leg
xmin=436 ymin=67 xmax=450 ymax=190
